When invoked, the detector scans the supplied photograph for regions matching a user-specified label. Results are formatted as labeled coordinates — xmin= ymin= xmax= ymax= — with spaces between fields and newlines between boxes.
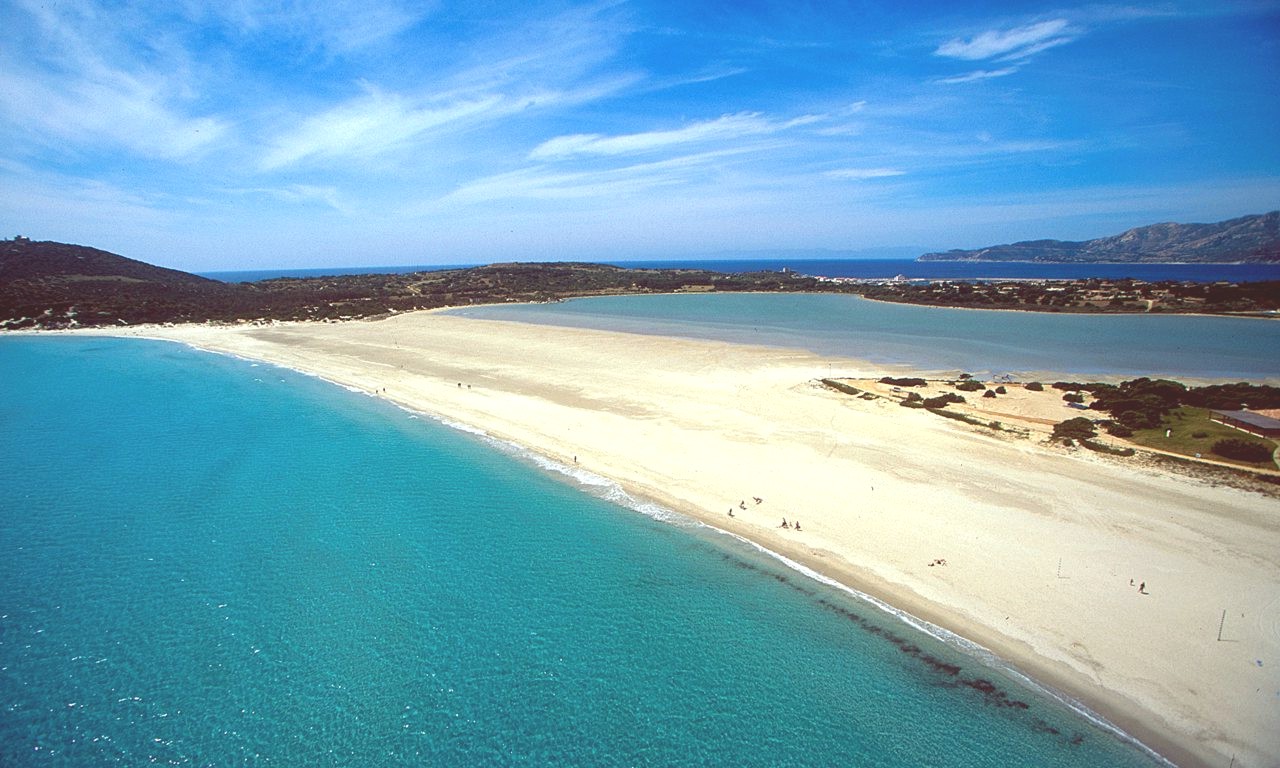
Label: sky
xmin=1 ymin=1 xmax=1278 ymax=271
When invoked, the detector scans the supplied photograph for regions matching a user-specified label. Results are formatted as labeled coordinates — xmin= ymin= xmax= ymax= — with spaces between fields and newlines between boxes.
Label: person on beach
xmin=780 ymin=518 xmax=789 ymax=529
xmin=1139 ymin=582 xmax=1146 ymax=594
xmin=728 ymin=508 xmax=734 ymax=517
xmin=794 ymin=520 xmax=801 ymax=531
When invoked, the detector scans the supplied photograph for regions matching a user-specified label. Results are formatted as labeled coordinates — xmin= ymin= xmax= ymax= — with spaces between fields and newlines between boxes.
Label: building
xmin=1210 ymin=410 xmax=1280 ymax=439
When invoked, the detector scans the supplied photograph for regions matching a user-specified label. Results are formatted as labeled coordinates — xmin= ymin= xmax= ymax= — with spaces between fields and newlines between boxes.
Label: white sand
xmin=106 ymin=313 xmax=1278 ymax=767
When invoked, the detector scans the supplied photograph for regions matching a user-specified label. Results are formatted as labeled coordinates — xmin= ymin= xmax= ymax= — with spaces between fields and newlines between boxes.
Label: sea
xmin=0 ymin=336 xmax=1169 ymax=767
xmin=201 ymin=258 xmax=1280 ymax=284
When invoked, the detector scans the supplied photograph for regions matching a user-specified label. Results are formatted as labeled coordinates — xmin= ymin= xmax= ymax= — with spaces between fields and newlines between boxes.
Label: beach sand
xmin=111 ymin=313 xmax=1277 ymax=768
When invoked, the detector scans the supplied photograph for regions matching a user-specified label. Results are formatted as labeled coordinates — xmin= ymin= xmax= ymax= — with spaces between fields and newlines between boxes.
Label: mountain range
xmin=918 ymin=211 xmax=1279 ymax=263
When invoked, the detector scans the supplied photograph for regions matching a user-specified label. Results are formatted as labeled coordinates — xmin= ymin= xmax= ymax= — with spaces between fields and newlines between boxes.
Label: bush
xmin=821 ymin=379 xmax=861 ymax=396
xmin=1025 ymin=382 xmax=1044 ymax=391
xmin=983 ymin=390 xmax=997 ymax=398
xmin=1063 ymin=392 xmax=1085 ymax=404
xmin=1053 ymin=416 xmax=1097 ymax=441
xmin=995 ymin=386 xmax=1007 ymax=395
xmin=1104 ymin=422 xmax=1134 ymax=438
xmin=1081 ymin=439 xmax=1136 ymax=457
xmin=956 ymin=380 xmax=986 ymax=392
xmin=880 ymin=377 xmax=927 ymax=387
xmin=923 ymin=393 xmax=965 ymax=409
xmin=1211 ymin=438 xmax=1274 ymax=463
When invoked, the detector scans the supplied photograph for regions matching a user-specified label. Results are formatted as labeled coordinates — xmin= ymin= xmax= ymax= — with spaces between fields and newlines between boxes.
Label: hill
xmin=918 ymin=211 xmax=1280 ymax=263
xmin=0 ymin=239 xmax=823 ymax=329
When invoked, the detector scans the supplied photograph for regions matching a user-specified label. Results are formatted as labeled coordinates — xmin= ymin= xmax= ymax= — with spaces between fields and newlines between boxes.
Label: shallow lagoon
xmin=451 ymin=293 xmax=1280 ymax=381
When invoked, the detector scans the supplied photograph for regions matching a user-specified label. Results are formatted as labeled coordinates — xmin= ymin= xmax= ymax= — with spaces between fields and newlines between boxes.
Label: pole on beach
xmin=1217 ymin=609 xmax=1227 ymax=642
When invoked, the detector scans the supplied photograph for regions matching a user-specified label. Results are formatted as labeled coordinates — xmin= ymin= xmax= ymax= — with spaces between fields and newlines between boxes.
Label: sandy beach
xmin=103 ymin=312 xmax=1278 ymax=768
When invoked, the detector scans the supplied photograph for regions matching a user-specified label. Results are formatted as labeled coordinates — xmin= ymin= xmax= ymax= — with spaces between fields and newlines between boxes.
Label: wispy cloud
xmin=934 ymin=67 xmax=1019 ymax=85
xmin=936 ymin=19 xmax=1079 ymax=62
xmin=824 ymin=168 xmax=906 ymax=181
xmin=530 ymin=112 xmax=822 ymax=160
xmin=200 ymin=0 xmax=427 ymax=55
xmin=442 ymin=147 xmax=760 ymax=204
xmin=259 ymin=85 xmax=505 ymax=170
xmin=1 ymin=0 xmax=229 ymax=160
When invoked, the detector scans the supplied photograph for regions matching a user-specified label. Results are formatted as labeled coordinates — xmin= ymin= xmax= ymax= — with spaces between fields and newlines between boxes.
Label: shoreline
xmin=11 ymin=316 xmax=1280 ymax=767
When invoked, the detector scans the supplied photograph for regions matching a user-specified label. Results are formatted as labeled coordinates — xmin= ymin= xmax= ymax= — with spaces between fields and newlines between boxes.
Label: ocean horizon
xmin=201 ymin=258 xmax=1280 ymax=284
xmin=0 ymin=335 xmax=1169 ymax=766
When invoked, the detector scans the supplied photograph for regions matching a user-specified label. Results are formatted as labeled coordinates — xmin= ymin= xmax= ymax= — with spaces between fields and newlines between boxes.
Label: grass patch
xmin=1130 ymin=406 xmax=1277 ymax=468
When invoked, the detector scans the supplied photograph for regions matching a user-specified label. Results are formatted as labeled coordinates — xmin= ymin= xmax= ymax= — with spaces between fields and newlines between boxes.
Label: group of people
xmin=725 ymin=498 xmax=800 ymax=531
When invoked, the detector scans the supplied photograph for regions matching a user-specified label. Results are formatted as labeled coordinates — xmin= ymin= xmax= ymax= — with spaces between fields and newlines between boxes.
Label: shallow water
xmin=0 ymin=337 xmax=1166 ymax=766
xmin=450 ymin=292 xmax=1280 ymax=381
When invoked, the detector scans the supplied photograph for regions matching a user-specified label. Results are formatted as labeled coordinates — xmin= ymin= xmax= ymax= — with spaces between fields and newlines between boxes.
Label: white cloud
xmin=442 ymin=147 xmax=760 ymax=204
xmin=1 ymin=0 xmax=229 ymax=160
xmin=824 ymin=168 xmax=906 ymax=180
xmin=934 ymin=67 xmax=1019 ymax=85
xmin=936 ymin=19 xmax=1078 ymax=61
xmin=259 ymin=85 xmax=504 ymax=170
xmin=194 ymin=0 xmax=427 ymax=55
xmin=529 ymin=112 xmax=822 ymax=160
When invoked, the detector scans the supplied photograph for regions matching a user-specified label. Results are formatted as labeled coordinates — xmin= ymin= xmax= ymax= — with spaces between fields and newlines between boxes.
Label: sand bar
xmin=87 ymin=312 xmax=1279 ymax=767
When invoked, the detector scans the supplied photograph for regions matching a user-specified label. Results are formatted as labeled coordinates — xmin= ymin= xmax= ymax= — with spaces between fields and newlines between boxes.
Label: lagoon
xmin=450 ymin=293 xmax=1280 ymax=381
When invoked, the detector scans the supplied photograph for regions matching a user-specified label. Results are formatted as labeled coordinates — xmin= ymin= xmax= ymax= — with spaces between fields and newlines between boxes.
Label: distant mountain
xmin=918 ymin=212 xmax=1280 ymax=263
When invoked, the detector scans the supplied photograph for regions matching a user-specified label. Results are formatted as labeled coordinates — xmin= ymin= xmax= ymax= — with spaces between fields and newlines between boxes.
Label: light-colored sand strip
xmin=91 ymin=314 xmax=1279 ymax=768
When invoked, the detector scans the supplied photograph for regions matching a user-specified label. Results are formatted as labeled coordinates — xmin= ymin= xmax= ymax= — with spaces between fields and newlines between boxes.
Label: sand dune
xmin=120 ymin=313 xmax=1278 ymax=768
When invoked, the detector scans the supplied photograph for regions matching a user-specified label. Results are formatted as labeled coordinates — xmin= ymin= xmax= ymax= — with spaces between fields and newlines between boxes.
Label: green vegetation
xmin=1129 ymin=407 xmax=1277 ymax=466
xmin=1052 ymin=417 xmax=1097 ymax=442
xmin=880 ymin=377 xmax=928 ymax=387
xmin=955 ymin=379 xmax=986 ymax=392
xmin=1212 ymin=438 xmax=1275 ymax=463
xmin=821 ymin=379 xmax=862 ymax=396
xmin=922 ymin=393 xmax=965 ymax=409
xmin=1024 ymin=382 xmax=1044 ymax=391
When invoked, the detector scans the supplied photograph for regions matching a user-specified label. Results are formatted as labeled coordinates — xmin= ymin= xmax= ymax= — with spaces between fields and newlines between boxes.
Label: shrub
xmin=1063 ymin=392 xmax=1085 ymax=404
xmin=923 ymin=393 xmax=965 ymax=409
xmin=1211 ymin=438 xmax=1274 ymax=463
xmin=1081 ymin=439 xmax=1136 ymax=457
xmin=1053 ymin=416 xmax=1097 ymax=441
xmin=995 ymin=386 xmax=1007 ymax=395
xmin=956 ymin=380 xmax=986 ymax=392
xmin=1104 ymin=421 xmax=1134 ymax=438
xmin=880 ymin=377 xmax=927 ymax=387
xmin=821 ymin=379 xmax=861 ymax=396
xmin=983 ymin=390 xmax=997 ymax=398
xmin=958 ymin=373 xmax=973 ymax=380
xmin=1025 ymin=382 xmax=1044 ymax=391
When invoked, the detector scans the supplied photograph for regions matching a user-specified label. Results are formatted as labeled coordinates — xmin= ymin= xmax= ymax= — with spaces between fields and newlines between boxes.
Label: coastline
xmin=21 ymin=314 xmax=1280 ymax=768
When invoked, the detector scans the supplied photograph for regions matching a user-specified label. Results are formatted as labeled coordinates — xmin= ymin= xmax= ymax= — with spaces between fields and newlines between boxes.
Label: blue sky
xmin=1 ymin=0 xmax=1277 ymax=271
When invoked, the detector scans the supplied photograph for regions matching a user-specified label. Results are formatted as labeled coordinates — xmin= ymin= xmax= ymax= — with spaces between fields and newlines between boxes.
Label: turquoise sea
xmin=0 ymin=337 xmax=1170 ymax=766
xmin=450 ymin=293 xmax=1280 ymax=381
